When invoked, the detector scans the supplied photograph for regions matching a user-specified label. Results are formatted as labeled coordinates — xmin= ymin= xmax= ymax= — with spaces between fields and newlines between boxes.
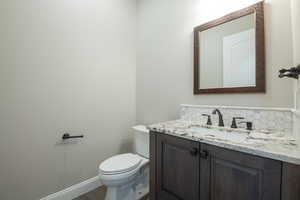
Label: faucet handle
xmin=231 ymin=117 xmax=244 ymax=128
xmin=239 ymin=121 xmax=253 ymax=131
xmin=202 ymin=114 xmax=212 ymax=126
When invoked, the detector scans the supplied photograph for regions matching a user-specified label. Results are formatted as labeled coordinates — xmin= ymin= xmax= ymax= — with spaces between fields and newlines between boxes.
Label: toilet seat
xmin=99 ymin=153 xmax=142 ymax=175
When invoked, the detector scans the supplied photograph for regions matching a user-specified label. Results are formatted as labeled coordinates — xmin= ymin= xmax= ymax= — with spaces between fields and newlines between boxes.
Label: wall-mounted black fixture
xmin=279 ymin=64 xmax=300 ymax=79
xmin=62 ymin=133 xmax=84 ymax=140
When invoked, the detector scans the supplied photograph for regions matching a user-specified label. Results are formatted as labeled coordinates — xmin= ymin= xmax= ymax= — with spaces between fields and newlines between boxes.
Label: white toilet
xmin=99 ymin=125 xmax=149 ymax=200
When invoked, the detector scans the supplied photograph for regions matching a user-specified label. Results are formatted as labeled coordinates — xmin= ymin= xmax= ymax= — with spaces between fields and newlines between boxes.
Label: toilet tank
xmin=133 ymin=125 xmax=149 ymax=158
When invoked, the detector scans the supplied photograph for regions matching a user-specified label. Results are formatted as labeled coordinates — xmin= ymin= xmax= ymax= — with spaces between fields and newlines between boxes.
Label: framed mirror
xmin=194 ymin=2 xmax=265 ymax=94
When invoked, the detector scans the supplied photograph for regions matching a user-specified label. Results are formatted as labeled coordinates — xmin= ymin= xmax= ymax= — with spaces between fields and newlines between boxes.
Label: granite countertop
xmin=148 ymin=120 xmax=300 ymax=165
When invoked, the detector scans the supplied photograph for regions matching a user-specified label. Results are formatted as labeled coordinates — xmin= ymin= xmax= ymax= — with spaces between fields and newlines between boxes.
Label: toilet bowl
xmin=99 ymin=153 xmax=149 ymax=200
xmin=98 ymin=126 xmax=150 ymax=200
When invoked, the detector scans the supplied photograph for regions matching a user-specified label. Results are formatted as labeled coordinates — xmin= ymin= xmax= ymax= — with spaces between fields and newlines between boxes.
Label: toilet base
xmin=104 ymin=167 xmax=149 ymax=200
xmin=135 ymin=184 xmax=149 ymax=200
xmin=105 ymin=184 xmax=134 ymax=200
xmin=104 ymin=183 xmax=148 ymax=200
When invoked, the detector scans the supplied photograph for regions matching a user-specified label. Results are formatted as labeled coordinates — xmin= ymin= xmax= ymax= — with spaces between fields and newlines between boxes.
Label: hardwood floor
xmin=73 ymin=186 xmax=149 ymax=200
xmin=73 ymin=186 xmax=107 ymax=200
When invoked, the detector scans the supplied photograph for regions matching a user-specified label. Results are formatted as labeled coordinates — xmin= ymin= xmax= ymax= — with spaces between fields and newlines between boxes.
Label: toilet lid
xmin=99 ymin=153 xmax=142 ymax=174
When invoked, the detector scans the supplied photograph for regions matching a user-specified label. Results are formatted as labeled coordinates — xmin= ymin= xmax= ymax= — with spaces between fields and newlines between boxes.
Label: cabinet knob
xmin=190 ymin=148 xmax=198 ymax=156
xmin=200 ymin=150 xmax=209 ymax=159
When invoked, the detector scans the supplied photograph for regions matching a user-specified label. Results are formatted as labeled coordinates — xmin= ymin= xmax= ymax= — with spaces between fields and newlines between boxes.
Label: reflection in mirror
xmin=199 ymin=13 xmax=256 ymax=89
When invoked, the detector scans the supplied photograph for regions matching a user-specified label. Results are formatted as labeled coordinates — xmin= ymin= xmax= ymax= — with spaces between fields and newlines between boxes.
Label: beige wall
xmin=0 ymin=0 xmax=136 ymax=199
xmin=291 ymin=0 xmax=300 ymax=140
xmin=291 ymin=0 xmax=300 ymax=66
xmin=137 ymin=0 xmax=295 ymax=124
xmin=0 ymin=0 xmax=297 ymax=199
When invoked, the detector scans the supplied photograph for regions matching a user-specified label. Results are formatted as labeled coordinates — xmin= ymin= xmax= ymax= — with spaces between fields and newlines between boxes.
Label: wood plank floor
xmin=73 ymin=186 xmax=149 ymax=200
xmin=73 ymin=186 xmax=107 ymax=200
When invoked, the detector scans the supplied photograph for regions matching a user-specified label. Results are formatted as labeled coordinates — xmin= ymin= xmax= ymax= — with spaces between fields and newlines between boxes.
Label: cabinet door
xmin=156 ymin=134 xmax=200 ymax=200
xmin=200 ymin=144 xmax=281 ymax=200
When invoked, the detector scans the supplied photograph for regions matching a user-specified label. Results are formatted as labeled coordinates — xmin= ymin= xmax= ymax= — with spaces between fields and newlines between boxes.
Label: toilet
xmin=99 ymin=125 xmax=149 ymax=200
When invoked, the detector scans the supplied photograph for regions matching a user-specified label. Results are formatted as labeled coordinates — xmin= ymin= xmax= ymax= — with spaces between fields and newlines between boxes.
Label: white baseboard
xmin=40 ymin=176 xmax=102 ymax=200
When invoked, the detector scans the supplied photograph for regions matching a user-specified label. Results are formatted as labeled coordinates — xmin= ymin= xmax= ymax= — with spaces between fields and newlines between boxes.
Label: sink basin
xmin=188 ymin=126 xmax=248 ymax=143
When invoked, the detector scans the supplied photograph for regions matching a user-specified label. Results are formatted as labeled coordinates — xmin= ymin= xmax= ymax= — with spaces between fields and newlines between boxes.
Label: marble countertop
xmin=148 ymin=120 xmax=300 ymax=165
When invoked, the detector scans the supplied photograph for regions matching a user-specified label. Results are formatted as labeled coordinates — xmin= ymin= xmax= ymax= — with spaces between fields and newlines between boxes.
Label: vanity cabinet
xmin=150 ymin=132 xmax=285 ymax=200
xmin=282 ymin=163 xmax=300 ymax=200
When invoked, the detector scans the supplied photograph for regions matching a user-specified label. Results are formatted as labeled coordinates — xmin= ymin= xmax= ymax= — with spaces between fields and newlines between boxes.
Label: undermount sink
xmin=188 ymin=126 xmax=249 ymax=143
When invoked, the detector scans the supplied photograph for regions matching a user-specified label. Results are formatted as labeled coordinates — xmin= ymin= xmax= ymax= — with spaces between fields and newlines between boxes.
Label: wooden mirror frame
xmin=194 ymin=2 xmax=265 ymax=94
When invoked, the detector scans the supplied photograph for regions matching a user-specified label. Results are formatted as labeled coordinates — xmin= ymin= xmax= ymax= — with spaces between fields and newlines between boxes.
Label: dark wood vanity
xmin=150 ymin=131 xmax=300 ymax=200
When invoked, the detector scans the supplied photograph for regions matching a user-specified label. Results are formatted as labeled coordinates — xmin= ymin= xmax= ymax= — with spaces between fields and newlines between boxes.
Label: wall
xmin=0 ymin=0 xmax=136 ymax=199
xmin=137 ymin=0 xmax=295 ymax=124
xmin=291 ymin=0 xmax=300 ymax=141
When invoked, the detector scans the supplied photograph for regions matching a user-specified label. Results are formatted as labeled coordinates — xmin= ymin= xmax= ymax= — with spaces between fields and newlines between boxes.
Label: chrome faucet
xmin=212 ymin=109 xmax=224 ymax=127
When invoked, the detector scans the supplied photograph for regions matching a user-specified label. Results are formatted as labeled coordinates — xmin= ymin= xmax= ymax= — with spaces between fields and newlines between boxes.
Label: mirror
xmin=194 ymin=2 xmax=265 ymax=94
xmin=200 ymin=14 xmax=255 ymax=89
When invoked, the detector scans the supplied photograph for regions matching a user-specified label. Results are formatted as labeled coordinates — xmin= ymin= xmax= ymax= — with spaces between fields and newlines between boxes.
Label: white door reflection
xmin=223 ymin=29 xmax=256 ymax=87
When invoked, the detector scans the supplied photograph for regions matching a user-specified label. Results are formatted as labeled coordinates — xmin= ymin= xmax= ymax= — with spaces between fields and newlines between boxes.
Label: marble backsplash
xmin=179 ymin=104 xmax=294 ymax=136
